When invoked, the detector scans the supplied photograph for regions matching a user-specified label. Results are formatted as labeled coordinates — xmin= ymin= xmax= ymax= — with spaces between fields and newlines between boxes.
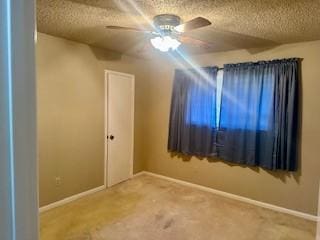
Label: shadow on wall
xmin=169 ymin=151 xmax=301 ymax=184
xmin=89 ymin=46 xmax=123 ymax=61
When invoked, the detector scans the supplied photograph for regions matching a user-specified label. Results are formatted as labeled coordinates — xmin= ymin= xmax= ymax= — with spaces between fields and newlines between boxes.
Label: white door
xmin=105 ymin=70 xmax=134 ymax=187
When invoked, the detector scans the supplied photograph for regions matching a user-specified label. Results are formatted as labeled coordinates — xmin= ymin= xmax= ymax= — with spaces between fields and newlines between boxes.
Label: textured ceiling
xmin=37 ymin=0 xmax=320 ymax=57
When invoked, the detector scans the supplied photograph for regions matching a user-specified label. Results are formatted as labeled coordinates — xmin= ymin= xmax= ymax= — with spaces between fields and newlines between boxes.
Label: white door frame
xmin=317 ymin=181 xmax=320 ymax=239
xmin=104 ymin=70 xmax=135 ymax=187
xmin=0 ymin=0 xmax=38 ymax=239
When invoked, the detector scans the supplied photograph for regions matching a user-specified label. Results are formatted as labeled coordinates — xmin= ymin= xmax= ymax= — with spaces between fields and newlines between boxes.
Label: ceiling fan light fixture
xmin=150 ymin=36 xmax=181 ymax=52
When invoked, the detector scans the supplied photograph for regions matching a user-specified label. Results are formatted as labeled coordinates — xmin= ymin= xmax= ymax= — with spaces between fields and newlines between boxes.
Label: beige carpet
xmin=40 ymin=175 xmax=316 ymax=240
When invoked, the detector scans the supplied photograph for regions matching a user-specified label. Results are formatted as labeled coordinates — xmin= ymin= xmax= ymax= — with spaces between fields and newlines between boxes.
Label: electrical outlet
xmin=55 ymin=176 xmax=62 ymax=186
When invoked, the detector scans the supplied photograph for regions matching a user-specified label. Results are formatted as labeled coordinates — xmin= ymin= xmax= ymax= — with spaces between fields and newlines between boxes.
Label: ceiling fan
xmin=106 ymin=14 xmax=212 ymax=52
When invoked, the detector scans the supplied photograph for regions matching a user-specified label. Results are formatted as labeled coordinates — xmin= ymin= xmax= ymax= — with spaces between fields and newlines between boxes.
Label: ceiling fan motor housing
xmin=153 ymin=14 xmax=181 ymax=35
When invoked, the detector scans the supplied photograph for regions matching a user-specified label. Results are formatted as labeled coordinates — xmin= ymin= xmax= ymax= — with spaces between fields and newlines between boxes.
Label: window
xmin=168 ymin=67 xmax=218 ymax=156
xmin=185 ymin=81 xmax=217 ymax=128
xmin=216 ymin=70 xmax=223 ymax=127
xmin=169 ymin=59 xmax=299 ymax=171
xmin=184 ymin=69 xmax=273 ymax=131
xmin=185 ymin=70 xmax=223 ymax=129
xmin=219 ymin=71 xmax=274 ymax=131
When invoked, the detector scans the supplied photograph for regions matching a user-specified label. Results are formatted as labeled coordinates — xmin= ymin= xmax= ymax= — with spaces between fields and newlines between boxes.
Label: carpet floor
xmin=40 ymin=174 xmax=316 ymax=240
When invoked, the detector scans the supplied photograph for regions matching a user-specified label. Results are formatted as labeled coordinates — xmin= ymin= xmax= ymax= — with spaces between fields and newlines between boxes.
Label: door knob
xmin=109 ymin=135 xmax=115 ymax=140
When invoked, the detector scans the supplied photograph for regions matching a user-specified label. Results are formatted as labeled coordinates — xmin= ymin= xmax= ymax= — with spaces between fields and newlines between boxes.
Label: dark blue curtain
xmin=168 ymin=67 xmax=218 ymax=157
xmin=218 ymin=59 xmax=300 ymax=171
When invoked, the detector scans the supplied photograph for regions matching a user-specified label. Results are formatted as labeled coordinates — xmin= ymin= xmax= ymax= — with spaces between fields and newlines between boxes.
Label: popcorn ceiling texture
xmin=37 ymin=0 xmax=320 ymax=56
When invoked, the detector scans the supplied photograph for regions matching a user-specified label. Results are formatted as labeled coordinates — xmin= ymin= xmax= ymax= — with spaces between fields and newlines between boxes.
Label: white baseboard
xmin=39 ymin=172 xmax=319 ymax=222
xmin=132 ymin=171 xmax=146 ymax=178
xmin=39 ymin=185 xmax=106 ymax=213
xmin=136 ymin=171 xmax=319 ymax=222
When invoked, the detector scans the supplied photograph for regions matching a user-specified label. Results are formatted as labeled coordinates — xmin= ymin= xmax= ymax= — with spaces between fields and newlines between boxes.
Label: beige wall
xmin=37 ymin=33 xmax=149 ymax=206
xmin=142 ymin=41 xmax=320 ymax=215
xmin=37 ymin=33 xmax=320 ymax=215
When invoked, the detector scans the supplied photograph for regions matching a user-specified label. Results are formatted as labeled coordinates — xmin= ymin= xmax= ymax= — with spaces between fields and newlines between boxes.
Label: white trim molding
xmin=132 ymin=171 xmax=146 ymax=178
xmin=136 ymin=171 xmax=319 ymax=222
xmin=316 ymin=181 xmax=320 ymax=239
xmin=39 ymin=185 xmax=105 ymax=213
xmin=39 ymin=171 xmax=319 ymax=223
xmin=1 ymin=0 xmax=38 ymax=239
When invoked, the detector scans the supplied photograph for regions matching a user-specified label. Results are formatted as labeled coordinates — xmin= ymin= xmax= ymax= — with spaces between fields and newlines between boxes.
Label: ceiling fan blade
xmin=178 ymin=36 xmax=214 ymax=49
xmin=106 ymin=26 xmax=153 ymax=33
xmin=174 ymin=17 xmax=211 ymax=33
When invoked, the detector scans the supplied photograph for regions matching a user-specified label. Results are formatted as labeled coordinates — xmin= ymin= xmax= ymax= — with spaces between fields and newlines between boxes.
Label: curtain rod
xmin=175 ymin=66 xmax=224 ymax=71
xmin=180 ymin=58 xmax=301 ymax=72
